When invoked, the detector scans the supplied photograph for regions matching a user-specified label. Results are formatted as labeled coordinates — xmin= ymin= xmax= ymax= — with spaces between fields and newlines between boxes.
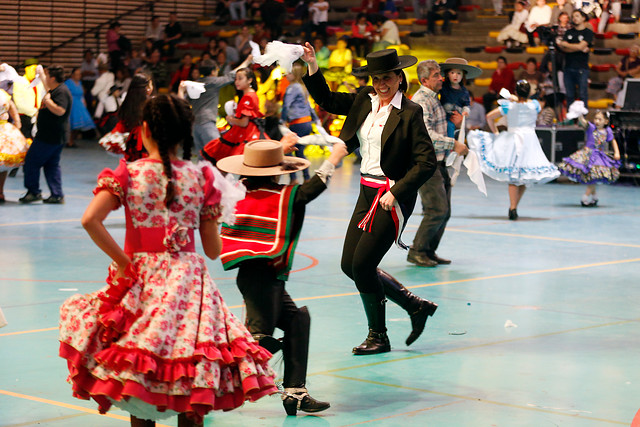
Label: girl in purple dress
xmin=558 ymin=110 xmax=621 ymax=207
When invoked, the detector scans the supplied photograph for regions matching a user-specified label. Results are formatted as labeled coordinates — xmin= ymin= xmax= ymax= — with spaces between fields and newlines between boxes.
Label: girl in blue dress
xmin=65 ymin=67 xmax=96 ymax=147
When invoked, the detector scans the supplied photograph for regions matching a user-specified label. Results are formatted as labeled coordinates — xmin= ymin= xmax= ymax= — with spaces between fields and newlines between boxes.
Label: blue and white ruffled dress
xmin=467 ymin=99 xmax=559 ymax=186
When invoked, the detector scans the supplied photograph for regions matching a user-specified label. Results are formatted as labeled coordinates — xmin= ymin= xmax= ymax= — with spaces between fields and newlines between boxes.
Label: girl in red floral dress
xmin=201 ymin=68 xmax=263 ymax=164
xmin=59 ymin=94 xmax=277 ymax=427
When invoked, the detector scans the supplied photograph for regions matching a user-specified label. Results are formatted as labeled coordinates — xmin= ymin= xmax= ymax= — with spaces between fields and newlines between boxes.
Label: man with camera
xmin=558 ymin=10 xmax=593 ymax=107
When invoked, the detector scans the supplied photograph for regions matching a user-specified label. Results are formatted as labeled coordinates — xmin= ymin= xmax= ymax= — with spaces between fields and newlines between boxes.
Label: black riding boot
xmin=281 ymin=307 xmax=330 ymax=415
xmin=378 ymin=268 xmax=438 ymax=346
xmin=352 ymin=293 xmax=391 ymax=355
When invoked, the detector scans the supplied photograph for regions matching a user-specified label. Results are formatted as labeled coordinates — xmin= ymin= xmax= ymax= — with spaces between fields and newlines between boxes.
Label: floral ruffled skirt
xmin=558 ymin=147 xmax=621 ymax=184
xmin=0 ymin=121 xmax=30 ymax=171
xmin=59 ymin=252 xmax=277 ymax=423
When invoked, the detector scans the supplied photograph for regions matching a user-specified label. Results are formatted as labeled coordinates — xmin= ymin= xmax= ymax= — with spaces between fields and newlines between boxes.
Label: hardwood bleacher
xmin=0 ymin=0 xmax=210 ymax=73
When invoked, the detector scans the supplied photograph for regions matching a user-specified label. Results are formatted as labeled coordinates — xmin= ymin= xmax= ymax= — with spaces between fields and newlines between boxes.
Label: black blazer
xmin=303 ymin=70 xmax=437 ymax=203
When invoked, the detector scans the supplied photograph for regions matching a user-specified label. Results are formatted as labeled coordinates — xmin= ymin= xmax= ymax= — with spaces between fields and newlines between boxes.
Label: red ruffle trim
xmin=96 ymin=264 xmax=138 ymax=343
xmin=89 ymin=337 xmax=273 ymax=384
xmin=60 ymin=343 xmax=277 ymax=422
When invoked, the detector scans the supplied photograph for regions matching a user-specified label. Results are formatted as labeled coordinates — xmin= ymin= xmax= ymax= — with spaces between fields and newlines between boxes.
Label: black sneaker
xmin=43 ymin=195 xmax=65 ymax=204
xmin=19 ymin=192 xmax=42 ymax=203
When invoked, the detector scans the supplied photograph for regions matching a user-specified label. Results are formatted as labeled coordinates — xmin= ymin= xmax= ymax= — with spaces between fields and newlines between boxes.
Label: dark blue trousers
xmin=23 ymin=138 xmax=64 ymax=197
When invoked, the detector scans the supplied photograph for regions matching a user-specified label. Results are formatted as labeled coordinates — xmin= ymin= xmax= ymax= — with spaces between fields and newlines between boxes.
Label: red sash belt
xmin=358 ymin=175 xmax=408 ymax=249
xmin=125 ymin=226 xmax=196 ymax=254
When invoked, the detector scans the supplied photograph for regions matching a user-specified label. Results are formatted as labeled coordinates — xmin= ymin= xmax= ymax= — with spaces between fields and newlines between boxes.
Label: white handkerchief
xmin=251 ymin=40 xmax=304 ymax=73
xmin=184 ymin=81 xmax=206 ymax=99
xmin=463 ymin=151 xmax=487 ymax=196
xmin=298 ymin=134 xmax=344 ymax=146
xmin=224 ymin=100 xmax=237 ymax=117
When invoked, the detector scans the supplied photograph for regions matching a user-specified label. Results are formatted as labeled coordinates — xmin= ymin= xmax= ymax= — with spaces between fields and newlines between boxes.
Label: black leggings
xmin=341 ymin=185 xmax=396 ymax=298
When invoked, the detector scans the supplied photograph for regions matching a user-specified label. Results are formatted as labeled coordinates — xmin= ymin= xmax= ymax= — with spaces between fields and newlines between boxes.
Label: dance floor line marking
xmin=312 ymin=318 xmax=635 ymax=376
xmin=445 ymin=227 xmax=640 ymax=249
xmin=4 ymin=412 xmax=88 ymax=427
xmin=324 ymin=374 xmax=627 ymax=425
xmin=339 ymin=400 xmax=467 ymax=426
xmin=0 ymin=389 xmax=172 ymax=426
xmin=3 ymin=257 xmax=638 ymax=337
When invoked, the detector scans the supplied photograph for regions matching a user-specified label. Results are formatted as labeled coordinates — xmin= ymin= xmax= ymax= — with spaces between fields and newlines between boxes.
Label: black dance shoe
xmin=508 ymin=209 xmax=518 ymax=220
xmin=406 ymin=300 xmax=438 ymax=346
xmin=19 ymin=192 xmax=42 ymax=204
xmin=282 ymin=387 xmax=330 ymax=416
xmin=352 ymin=329 xmax=391 ymax=355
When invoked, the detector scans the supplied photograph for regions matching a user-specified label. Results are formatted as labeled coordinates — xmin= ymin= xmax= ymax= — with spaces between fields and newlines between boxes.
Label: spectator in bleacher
xmin=325 ymin=36 xmax=353 ymax=91
xmin=598 ymin=0 xmax=622 ymax=34
xmin=178 ymin=56 xmax=252 ymax=158
xmin=482 ymin=56 xmax=516 ymax=112
xmin=114 ymin=67 xmax=132 ymax=93
xmin=360 ymin=0 xmax=381 ymax=19
xmin=466 ymin=91 xmax=486 ymax=130
xmin=230 ymin=0 xmax=248 ymax=21
xmin=496 ymin=0 xmax=529 ymax=47
xmin=219 ymin=38 xmax=240 ymax=67
xmin=215 ymin=0 xmax=232 ymax=23
xmin=261 ymin=0 xmax=287 ymax=40
xmin=351 ymin=13 xmax=376 ymax=58
xmin=426 ymin=0 xmax=458 ymax=36
xmin=235 ymin=25 xmax=253 ymax=57
xmin=558 ymin=9 xmax=593 ymax=106
xmin=518 ymin=57 xmax=544 ymax=98
xmin=372 ymin=16 xmax=401 ymax=51
xmin=313 ymin=37 xmax=331 ymax=71
xmin=524 ymin=0 xmax=552 ymax=46
xmin=540 ymin=44 xmax=567 ymax=96
xmin=125 ymin=46 xmax=145 ymax=77
xmin=170 ymin=53 xmax=194 ymax=93
xmin=381 ymin=0 xmax=399 ymax=19
xmin=202 ymin=38 xmax=220 ymax=61
xmin=571 ymin=0 xmax=601 ymax=20
xmin=309 ymin=0 xmax=329 ymax=37
xmin=163 ymin=12 xmax=183 ymax=58
xmin=106 ymin=22 xmax=123 ymax=71
xmin=607 ymin=44 xmax=640 ymax=99
xmin=536 ymin=94 xmax=557 ymax=125
xmin=145 ymin=15 xmax=164 ymax=49
xmin=80 ymin=49 xmax=99 ymax=113
xmin=143 ymin=48 xmax=168 ymax=90
xmin=412 ymin=0 xmax=432 ymax=19
xmin=492 ymin=0 xmax=503 ymax=16
xmin=551 ymin=0 xmax=574 ymax=25
xmin=253 ymin=22 xmax=271 ymax=43
xmin=91 ymin=62 xmax=115 ymax=119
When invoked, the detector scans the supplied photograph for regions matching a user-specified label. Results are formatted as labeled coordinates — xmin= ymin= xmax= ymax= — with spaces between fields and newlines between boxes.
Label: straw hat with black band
xmin=438 ymin=57 xmax=482 ymax=80
xmin=351 ymin=49 xmax=417 ymax=77
xmin=216 ymin=139 xmax=310 ymax=176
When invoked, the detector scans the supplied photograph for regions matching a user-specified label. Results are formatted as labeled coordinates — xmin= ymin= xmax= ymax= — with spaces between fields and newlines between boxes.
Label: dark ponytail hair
xmin=119 ymin=73 xmax=151 ymax=130
xmin=142 ymin=94 xmax=194 ymax=207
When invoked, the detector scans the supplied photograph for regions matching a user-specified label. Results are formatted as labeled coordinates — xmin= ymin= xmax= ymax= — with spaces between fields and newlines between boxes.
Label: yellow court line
xmin=0 ymin=389 xmax=172 ymax=426
xmin=325 ymin=374 xmax=627 ymax=425
xmin=312 ymin=318 xmax=637 ymax=376
xmin=0 ymin=327 xmax=58 ymax=337
xmin=340 ymin=400 xmax=466 ymax=426
xmin=0 ymin=216 xmax=124 ymax=228
xmin=446 ymin=227 xmax=640 ymax=249
xmin=5 ymin=258 xmax=640 ymax=337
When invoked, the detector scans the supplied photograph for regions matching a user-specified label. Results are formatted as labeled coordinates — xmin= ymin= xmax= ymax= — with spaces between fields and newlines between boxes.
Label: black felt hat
xmin=352 ymin=49 xmax=417 ymax=77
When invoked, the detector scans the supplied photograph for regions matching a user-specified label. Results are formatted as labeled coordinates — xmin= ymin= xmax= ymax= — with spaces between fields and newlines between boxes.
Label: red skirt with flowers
xmin=59 ymin=254 xmax=277 ymax=423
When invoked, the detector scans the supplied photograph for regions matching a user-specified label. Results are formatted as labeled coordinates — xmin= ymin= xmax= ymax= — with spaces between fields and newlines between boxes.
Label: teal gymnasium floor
xmin=1 ymin=140 xmax=639 ymax=426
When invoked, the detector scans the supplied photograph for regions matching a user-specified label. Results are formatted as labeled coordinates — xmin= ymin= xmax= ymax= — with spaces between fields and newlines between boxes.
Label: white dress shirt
xmin=357 ymin=90 xmax=403 ymax=176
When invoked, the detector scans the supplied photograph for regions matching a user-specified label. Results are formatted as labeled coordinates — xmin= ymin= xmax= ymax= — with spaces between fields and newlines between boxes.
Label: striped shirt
xmin=411 ymin=85 xmax=455 ymax=161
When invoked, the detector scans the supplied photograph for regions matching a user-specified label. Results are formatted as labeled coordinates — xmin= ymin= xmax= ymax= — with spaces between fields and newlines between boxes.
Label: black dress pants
xmin=237 ymin=259 xmax=309 ymax=388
